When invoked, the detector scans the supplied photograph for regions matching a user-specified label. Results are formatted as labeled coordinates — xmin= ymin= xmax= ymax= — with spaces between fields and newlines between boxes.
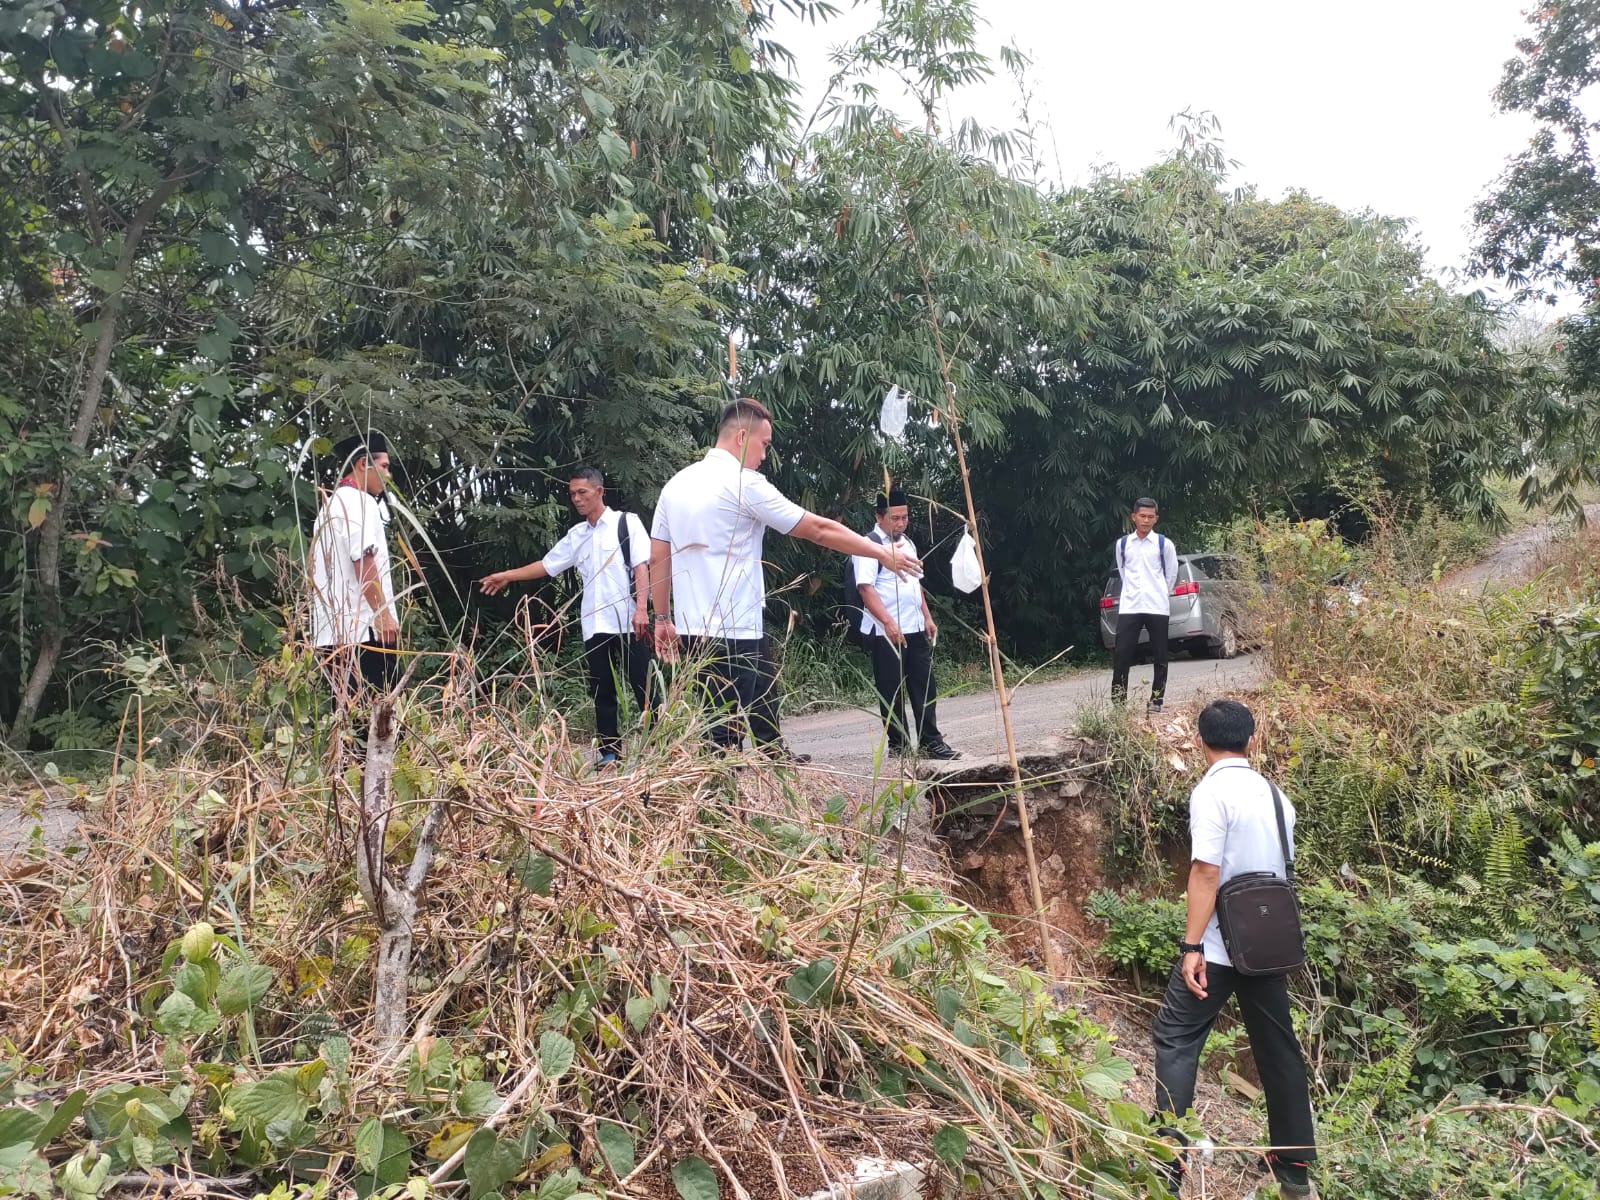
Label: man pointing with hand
xmin=650 ymin=397 xmax=922 ymax=754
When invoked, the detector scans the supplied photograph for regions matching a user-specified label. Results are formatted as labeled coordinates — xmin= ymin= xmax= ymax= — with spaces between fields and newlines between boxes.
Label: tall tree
xmin=1473 ymin=0 xmax=1600 ymax=512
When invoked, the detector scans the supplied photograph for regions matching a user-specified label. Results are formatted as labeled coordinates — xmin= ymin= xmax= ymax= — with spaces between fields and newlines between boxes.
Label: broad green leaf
xmin=456 ymin=1080 xmax=501 ymax=1119
xmin=671 ymin=1155 xmax=719 ymax=1200
xmin=624 ymin=995 xmax=653 ymax=1033
xmin=514 ymin=853 xmax=554 ymax=895
xmin=0 ymin=1142 xmax=52 ymax=1198
xmin=1081 ymin=1069 xmax=1129 ymax=1099
xmin=935 ymin=986 xmax=961 ymax=1028
xmin=463 ymin=1128 xmax=524 ymax=1200
xmin=538 ymin=1030 xmax=575 ymax=1080
xmin=784 ymin=958 xmax=836 ymax=1006
xmin=354 ymin=1117 xmax=385 ymax=1174
xmin=198 ymin=231 xmax=236 ymax=268
xmin=154 ymin=989 xmax=219 ymax=1038
xmin=597 ymin=129 xmax=629 ymax=169
xmin=228 ymin=1074 xmax=306 ymax=1126
xmin=0 ymin=1109 xmax=44 ymax=1150
xmin=355 ymin=1123 xmax=411 ymax=1200
xmin=84 ymin=1085 xmax=183 ymax=1139
xmin=933 ymin=1122 xmax=968 ymax=1166
xmin=216 ymin=963 xmax=274 ymax=1015
xmin=536 ymin=1169 xmax=584 ymax=1200
xmin=31 ymin=1091 xmax=85 ymax=1150
xmin=595 ymin=1121 xmax=635 ymax=1177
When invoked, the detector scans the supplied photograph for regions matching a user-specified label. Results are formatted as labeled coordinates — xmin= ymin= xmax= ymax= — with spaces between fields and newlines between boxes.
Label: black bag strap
xmin=1268 ymin=781 xmax=1295 ymax=885
xmin=617 ymin=511 xmax=634 ymax=570
xmin=862 ymin=528 xmax=886 ymax=583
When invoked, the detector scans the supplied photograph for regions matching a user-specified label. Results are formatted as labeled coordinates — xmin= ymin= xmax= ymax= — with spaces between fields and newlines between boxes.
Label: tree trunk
xmin=373 ymin=896 xmax=420 ymax=1047
xmin=354 ymin=694 xmax=442 ymax=1056
xmin=8 ymin=176 xmax=179 ymax=746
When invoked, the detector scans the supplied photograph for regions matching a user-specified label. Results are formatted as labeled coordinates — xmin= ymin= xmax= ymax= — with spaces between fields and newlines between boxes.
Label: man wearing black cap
xmin=308 ymin=432 xmax=399 ymax=701
xmin=853 ymin=488 xmax=959 ymax=760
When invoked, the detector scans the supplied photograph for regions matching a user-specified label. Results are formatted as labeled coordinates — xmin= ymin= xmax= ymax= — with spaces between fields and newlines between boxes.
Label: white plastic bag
xmin=878 ymin=385 xmax=908 ymax=439
xmin=951 ymin=531 xmax=982 ymax=594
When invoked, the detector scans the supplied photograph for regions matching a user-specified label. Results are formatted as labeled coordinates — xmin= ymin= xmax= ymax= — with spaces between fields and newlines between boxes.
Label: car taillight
xmin=1099 ymin=596 xmax=1117 ymax=609
xmin=1172 ymin=580 xmax=1199 ymax=596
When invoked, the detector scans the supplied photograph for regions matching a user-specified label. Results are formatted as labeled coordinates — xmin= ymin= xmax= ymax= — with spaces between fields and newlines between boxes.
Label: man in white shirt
xmin=1153 ymin=700 xmax=1316 ymax=1198
xmin=1111 ymin=496 xmax=1180 ymax=711
xmin=650 ymin=397 xmax=922 ymax=753
xmin=854 ymin=488 xmax=959 ymax=760
xmin=479 ymin=466 xmax=651 ymax=765
xmin=308 ymin=433 xmax=399 ymax=702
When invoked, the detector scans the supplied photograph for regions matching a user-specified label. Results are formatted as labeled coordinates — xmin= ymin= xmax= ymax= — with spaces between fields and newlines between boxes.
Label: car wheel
xmin=1210 ymin=621 xmax=1239 ymax=660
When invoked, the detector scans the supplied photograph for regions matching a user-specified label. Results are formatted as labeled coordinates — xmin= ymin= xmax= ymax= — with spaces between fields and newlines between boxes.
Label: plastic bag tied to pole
xmin=878 ymin=385 xmax=908 ymax=440
xmin=951 ymin=531 xmax=982 ymax=594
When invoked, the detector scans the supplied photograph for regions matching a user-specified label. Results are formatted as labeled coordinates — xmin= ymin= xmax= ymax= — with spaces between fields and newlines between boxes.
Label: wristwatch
xmin=1178 ymin=941 xmax=1204 ymax=955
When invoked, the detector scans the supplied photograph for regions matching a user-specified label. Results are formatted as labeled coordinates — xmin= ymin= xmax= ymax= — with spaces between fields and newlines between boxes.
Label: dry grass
xmin=0 ymin=651 xmax=1164 ymax=1199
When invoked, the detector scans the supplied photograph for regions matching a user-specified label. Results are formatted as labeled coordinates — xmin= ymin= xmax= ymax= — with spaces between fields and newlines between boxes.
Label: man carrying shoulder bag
xmin=1153 ymin=699 xmax=1317 ymax=1197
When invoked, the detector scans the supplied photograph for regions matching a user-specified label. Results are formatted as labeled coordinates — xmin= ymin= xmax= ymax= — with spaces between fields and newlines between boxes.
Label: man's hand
xmin=653 ymin=616 xmax=679 ymax=662
xmin=925 ymin=617 xmax=938 ymax=646
xmin=1180 ymin=951 xmax=1208 ymax=1000
xmin=881 ymin=544 xmax=923 ymax=581
xmin=372 ymin=609 xmax=399 ymax=646
xmin=631 ymin=605 xmax=651 ymax=639
xmin=478 ymin=571 xmax=518 ymax=595
xmin=882 ymin=618 xmax=904 ymax=648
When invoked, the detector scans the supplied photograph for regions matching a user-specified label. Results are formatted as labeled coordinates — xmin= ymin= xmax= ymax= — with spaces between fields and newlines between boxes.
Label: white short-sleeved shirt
xmin=1189 ymin=759 xmax=1297 ymax=967
xmin=541 ymin=507 xmax=649 ymax=641
xmin=853 ymin=531 xmax=925 ymax=637
xmin=650 ymin=447 xmax=805 ymax=639
xmin=308 ymin=484 xmax=395 ymax=647
xmin=1116 ymin=532 xmax=1179 ymax=616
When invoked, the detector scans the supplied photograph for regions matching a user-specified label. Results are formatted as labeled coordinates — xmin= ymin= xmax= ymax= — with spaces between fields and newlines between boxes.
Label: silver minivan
xmin=1099 ymin=553 xmax=1250 ymax=659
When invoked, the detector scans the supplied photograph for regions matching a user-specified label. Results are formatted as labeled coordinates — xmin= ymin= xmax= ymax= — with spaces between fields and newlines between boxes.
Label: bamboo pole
xmin=902 ymin=212 xmax=1067 ymax=980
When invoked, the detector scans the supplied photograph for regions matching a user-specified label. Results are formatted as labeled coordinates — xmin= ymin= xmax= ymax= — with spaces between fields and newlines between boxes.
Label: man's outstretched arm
xmin=790 ymin=513 xmax=923 ymax=578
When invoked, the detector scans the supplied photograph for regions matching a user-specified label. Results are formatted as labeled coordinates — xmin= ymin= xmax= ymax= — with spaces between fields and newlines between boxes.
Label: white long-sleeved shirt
xmin=1116 ymin=532 xmax=1179 ymax=616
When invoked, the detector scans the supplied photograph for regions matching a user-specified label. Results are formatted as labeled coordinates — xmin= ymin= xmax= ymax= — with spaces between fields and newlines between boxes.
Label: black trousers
xmin=748 ymin=635 xmax=783 ymax=747
xmin=319 ymin=641 xmax=399 ymax=704
xmin=1152 ymin=959 xmax=1317 ymax=1163
xmin=583 ymin=633 xmax=652 ymax=752
xmin=869 ymin=631 xmax=942 ymax=749
xmin=1111 ymin=611 xmax=1170 ymax=705
xmin=682 ymin=636 xmax=762 ymax=750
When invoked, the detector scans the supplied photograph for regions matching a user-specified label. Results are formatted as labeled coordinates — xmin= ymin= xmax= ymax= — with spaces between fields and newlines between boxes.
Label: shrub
xmin=1084 ymin=889 xmax=1187 ymax=983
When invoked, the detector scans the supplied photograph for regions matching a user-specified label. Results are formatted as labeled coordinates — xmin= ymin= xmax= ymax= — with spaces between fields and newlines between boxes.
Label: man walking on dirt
xmin=308 ymin=432 xmax=400 ymax=704
xmin=1110 ymin=497 xmax=1179 ymax=711
xmin=854 ymin=488 xmax=959 ymax=760
xmin=650 ymin=397 xmax=922 ymax=754
xmin=1153 ymin=699 xmax=1317 ymax=1198
xmin=478 ymin=467 xmax=652 ymax=767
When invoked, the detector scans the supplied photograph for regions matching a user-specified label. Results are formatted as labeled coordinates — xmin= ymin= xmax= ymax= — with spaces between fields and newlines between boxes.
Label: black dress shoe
xmin=762 ymin=742 xmax=812 ymax=764
xmin=921 ymin=741 xmax=962 ymax=760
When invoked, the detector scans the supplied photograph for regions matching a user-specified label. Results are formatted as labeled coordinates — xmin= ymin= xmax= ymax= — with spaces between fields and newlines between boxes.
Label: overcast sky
xmin=770 ymin=0 xmax=1542 ymax=296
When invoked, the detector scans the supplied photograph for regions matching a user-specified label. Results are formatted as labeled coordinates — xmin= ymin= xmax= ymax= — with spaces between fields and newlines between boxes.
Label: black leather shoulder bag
xmin=1214 ymin=782 xmax=1305 ymax=977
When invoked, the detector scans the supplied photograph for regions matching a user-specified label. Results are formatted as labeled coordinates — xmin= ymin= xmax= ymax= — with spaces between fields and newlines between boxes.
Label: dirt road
xmin=1443 ymin=503 xmax=1600 ymax=593
xmin=785 ymin=652 xmax=1263 ymax=775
